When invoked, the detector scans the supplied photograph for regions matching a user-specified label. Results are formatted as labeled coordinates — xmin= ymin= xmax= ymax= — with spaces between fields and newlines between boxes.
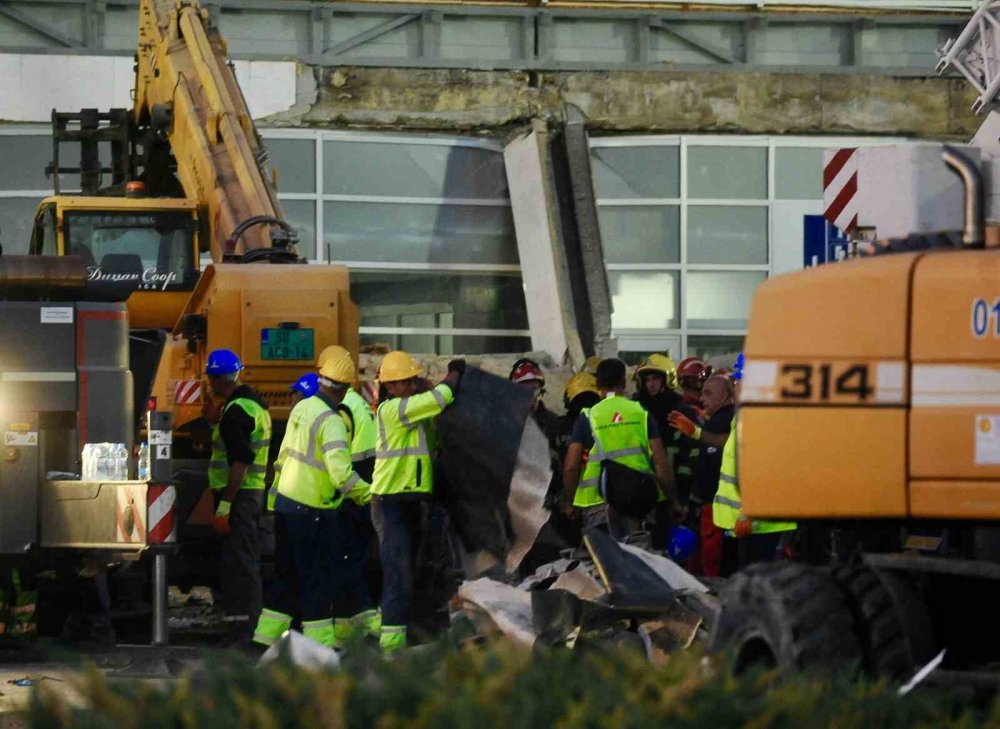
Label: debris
xmin=898 ymin=649 xmax=946 ymax=696
xmin=584 ymin=528 xmax=675 ymax=612
xmin=457 ymin=578 xmax=536 ymax=646
xmin=550 ymin=567 xmax=606 ymax=602
xmin=257 ymin=630 xmax=341 ymax=671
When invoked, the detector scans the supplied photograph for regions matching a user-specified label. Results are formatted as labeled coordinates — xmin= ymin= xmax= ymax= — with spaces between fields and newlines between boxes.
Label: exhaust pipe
xmin=942 ymin=145 xmax=984 ymax=247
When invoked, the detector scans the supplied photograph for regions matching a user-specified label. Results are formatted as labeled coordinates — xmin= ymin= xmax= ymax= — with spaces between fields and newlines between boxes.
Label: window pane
xmin=599 ymin=205 xmax=680 ymax=264
xmin=351 ymin=271 xmax=528 ymax=331
xmin=609 ymin=271 xmax=679 ymax=330
xmin=280 ymin=199 xmax=316 ymax=259
xmin=775 ymin=147 xmax=822 ymax=200
xmin=591 ymin=146 xmax=679 ymax=199
xmin=688 ymin=146 xmax=766 ymax=200
xmin=687 ymin=335 xmax=745 ymax=360
xmin=687 ymin=206 xmax=768 ymax=264
xmin=324 ymin=202 xmax=517 ymax=264
xmin=266 ymin=138 xmax=315 ymax=194
xmin=324 ymin=141 xmax=508 ymax=199
xmin=0 ymin=136 xmax=79 ymax=192
xmin=686 ymin=271 xmax=766 ymax=329
xmin=0 ymin=197 xmax=45 ymax=255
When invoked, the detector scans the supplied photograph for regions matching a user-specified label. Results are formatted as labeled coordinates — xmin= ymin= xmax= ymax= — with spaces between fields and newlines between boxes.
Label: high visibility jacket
xmin=574 ymin=396 xmax=653 ymax=509
xmin=274 ymin=396 xmax=354 ymax=510
xmin=339 ymin=388 xmax=377 ymax=505
xmin=208 ymin=397 xmax=272 ymax=491
xmin=713 ymin=415 xmax=796 ymax=534
xmin=373 ymin=384 xmax=454 ymax=497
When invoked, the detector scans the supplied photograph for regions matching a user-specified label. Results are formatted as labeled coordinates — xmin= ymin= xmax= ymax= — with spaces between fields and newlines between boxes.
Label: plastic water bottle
xmin=81 ymin=443 xmax=95 ymax=480
xmin=94 ymin=443 xmax=112 ymax=480
xmin=138 ymin=442 xmax=150 ymax=481
xmin=114 ymin=443 xmax=129 ymax=481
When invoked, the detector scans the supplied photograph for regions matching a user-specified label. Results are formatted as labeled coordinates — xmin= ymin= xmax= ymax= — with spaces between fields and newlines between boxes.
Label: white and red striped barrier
xmin=823 ymin=147 xmax=858 ymax=234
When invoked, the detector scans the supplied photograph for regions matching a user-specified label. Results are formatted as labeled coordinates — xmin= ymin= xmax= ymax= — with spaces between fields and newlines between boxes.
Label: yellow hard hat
xmin=318 ymin=347 xmax=355 ymax=385
xmin=378 ymin=350 xmax=424 ymax=383
xmin=636 ymin=354 xmax=677 ymax=389
xmin=582 ymin=356 xmax=601 ymax=375
xmin=565 ymin=372 xmax=599 ymax=402
xmin=317 ymin=345 xmax=350 ymax=370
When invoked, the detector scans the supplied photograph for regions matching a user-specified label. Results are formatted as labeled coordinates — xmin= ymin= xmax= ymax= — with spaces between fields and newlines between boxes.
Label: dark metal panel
xmin=0 ymin=412 xmax=40 ymax=553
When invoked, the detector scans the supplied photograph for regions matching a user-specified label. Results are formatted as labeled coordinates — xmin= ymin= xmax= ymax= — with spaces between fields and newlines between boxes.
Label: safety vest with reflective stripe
xmin=208 ymin=397 xmax=272 ymax=491
xmin=713 ymin=415 xmax=796 ymax=534
xmin=339 ymin=388 xmax=377 ymax=504
xmin=574 ymin=396 xmax=653 ymax=509
xmin=273 ymin=396 xmax=354 ymax=509
xmin=372 ymin=384 xmax=454 ymax=497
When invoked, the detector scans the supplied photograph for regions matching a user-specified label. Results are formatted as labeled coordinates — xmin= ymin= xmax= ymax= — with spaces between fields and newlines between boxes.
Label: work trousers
xmin=371 ymin=496 xmax=424 ymax=628
xmin=220 ymin=489 xmax=263 ymax=639
xmin=332 ymin=502 xmax=376 ymax=621
xmin=283 ymin=509 xmax=340 ymax=622
xmin=699 ymin=504 xmax=724 ymax=578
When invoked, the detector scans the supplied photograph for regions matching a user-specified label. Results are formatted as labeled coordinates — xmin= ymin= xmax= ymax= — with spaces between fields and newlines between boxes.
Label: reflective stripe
xmin=377 ymin=409 xmax=389 ymax=451
xmin=209 ymin=460 xmax=227 ymax=469
xmin=578 ymin=477 xmax=600 ymax=490
xmin=248 ymin=464 xmax=267 ymax=474
xmin=308 ymin=412 xmax=334 ymax=454
xmin=603 ymin=446 xmax=645 ymax=459
xmin=720 ymin=473 xmax=737 ymax=485
xmin=379 ymin=446 xmax=430 ymax=458
xmin=352 ymin=448 xmax=375 ymax=462
xmin=342 ymin=471 xmax=361 ymax=494
xmin=399 ymin=397 xmax=412 ymax=428
xmin=285 ymin=450 xmax=325 ymax=471
xmin=251 ymin=439 xmax=271 ymax=449
xmin=714 ymin=494 xmax=742 ymax=510
xmin=321 ymin=440 xmax=349 ymax=453
xmin=431 ymin=387 xmax=447 ymax=409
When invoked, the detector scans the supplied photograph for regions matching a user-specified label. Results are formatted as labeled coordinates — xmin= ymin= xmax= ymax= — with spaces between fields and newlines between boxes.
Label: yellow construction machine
xmin=29 ymin=0 xmax=358 ymax=447
xmin=710 ymin=5 xmax=1000 ymax=689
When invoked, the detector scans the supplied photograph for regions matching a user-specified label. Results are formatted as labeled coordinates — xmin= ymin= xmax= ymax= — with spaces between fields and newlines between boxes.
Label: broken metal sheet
xmin=584 ymin=528 xmax=675 ymax=612
xmin=505 ymin=417 xmax=552 ymax=572
xmin=618 ymin=541 xmax=710 ymax=595
xmin=257 ymin=630 xmax=341 ymax=670
xmin=457 ymin=578 xmax=537 ymax=646
xmin=437 ymin=367 xmax=551 ymax=573
xmin=637 ymin=602 xmax=704 ymax=666
xmin=517 ymin=558 xmax=580 ymax=591
xmin=550 ymin=566 xmax=607 ymax=602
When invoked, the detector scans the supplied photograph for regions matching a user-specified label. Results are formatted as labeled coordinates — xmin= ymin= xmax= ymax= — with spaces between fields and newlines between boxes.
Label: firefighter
xmin=253 ymin=347 xmax=363 ymax=648
xmin=562 ymin=358 xmax=684 ymax=540
xmin=317 ymin=345 xmax=381 ymax=648
xmin=289 ymin=373 xmax=319 ymax=407
xmin=669 ymin=354 xmax=796 ymax=575
xmin=633 ymin=354 xmax=700 ymax=550
xmin=676 ymin=356 xmax=712 ymax=416
xmin=372 ymin=351 xmax=461 ymax=653
xmin=205 ymin=348 xmax=272 ymax=647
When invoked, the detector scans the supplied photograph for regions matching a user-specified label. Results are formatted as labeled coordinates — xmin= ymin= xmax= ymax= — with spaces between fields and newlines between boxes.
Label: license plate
xmin=260 ymin=328 xmax=314 ymax=361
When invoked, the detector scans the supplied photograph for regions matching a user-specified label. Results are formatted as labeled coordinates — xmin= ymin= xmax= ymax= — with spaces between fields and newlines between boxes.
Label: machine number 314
xmin=779 ymin=363 xmax=874 ymax=402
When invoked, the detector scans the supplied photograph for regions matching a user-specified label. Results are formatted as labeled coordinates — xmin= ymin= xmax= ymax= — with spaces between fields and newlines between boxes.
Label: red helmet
xmin=677 ymin=357 xmax=711 ymax=389
xmin=510 ymin=359 xmax=545 ymax=385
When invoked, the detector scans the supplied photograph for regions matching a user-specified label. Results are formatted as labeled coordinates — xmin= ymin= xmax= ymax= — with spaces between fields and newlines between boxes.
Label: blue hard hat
xmin=205 ymin=349 xmax=244 ymax=376
xmin=732 ymin=352 xmax=746 ymax=382
xmin=290 ymin=373 xmax=319 ymax=398
xmin=667 ymin=525 xmax=697 ymax=562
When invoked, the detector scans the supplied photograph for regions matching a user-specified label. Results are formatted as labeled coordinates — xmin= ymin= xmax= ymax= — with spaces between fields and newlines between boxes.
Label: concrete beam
xmin=277 ymin=65 xmax=979 ymax=139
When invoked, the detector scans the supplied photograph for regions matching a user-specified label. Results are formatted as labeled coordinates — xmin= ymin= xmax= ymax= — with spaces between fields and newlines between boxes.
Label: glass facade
xmin=590 ymin=135 xmax=891 ymax=359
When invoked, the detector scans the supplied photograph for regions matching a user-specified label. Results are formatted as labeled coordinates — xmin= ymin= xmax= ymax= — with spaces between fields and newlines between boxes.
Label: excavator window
xmin=63 ymin=210 xmax=197 ymax=292
xmin=28 ymin=204 xmax=57 ymax=257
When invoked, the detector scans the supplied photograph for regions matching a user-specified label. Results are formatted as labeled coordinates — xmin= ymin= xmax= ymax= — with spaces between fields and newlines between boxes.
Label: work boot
xmin=379 ymin=625 xmax=407 ymax=654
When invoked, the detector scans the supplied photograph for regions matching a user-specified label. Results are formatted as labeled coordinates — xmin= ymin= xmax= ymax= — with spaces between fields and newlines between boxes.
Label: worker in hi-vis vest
xmin=252 ymin=347 xmax=368 ymax=649
xmin=371 ymin=351 xmax=462 ymax=653
xmin=204 ymin=348 xmax=272 ymax=647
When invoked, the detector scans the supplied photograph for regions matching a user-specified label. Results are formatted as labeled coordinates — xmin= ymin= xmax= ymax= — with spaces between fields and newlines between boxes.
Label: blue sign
xmin=803 ymin=215 xmax=850 ymax=268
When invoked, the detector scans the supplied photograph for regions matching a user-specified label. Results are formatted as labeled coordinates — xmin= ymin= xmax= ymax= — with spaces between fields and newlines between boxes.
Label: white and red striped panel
xmin=173 ymin=379 xmax=202 ymax=406
xmin=147 ymin=484 xmax=177 ymax=544
xmin=823 ymin=148 xmax=858 ymax=234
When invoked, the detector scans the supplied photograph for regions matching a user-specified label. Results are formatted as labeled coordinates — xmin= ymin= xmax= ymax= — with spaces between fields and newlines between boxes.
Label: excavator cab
xmin=28 ymin=196 xmax=201 ymax=330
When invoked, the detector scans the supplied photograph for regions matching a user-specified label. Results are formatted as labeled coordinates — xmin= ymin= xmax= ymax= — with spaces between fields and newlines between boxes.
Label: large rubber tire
xmin=832 ymin=566 xmax=913 ymax=679
xmin=710 ymin=562 xmax=862 ymax=675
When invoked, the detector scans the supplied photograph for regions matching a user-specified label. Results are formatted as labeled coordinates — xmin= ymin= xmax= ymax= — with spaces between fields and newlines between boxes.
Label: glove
xmin=213 ymin=499 xmax=231 ymax=536
xmin=447 ymin=359 xmax=466 ymax=375
xmin=733 ymin=515 xmax=753 ymax=539
xmin=668 ymin=411 xmax=701 ymax=440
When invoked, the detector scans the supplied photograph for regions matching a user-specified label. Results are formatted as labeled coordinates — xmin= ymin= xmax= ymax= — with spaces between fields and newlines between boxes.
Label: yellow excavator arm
xmin=133 ymin=0 xmax=288 ymax=259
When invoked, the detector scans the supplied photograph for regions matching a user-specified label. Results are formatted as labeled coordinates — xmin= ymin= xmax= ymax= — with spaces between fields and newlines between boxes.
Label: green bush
xmin=29 ymin=639 xmax=1000 ymax=729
